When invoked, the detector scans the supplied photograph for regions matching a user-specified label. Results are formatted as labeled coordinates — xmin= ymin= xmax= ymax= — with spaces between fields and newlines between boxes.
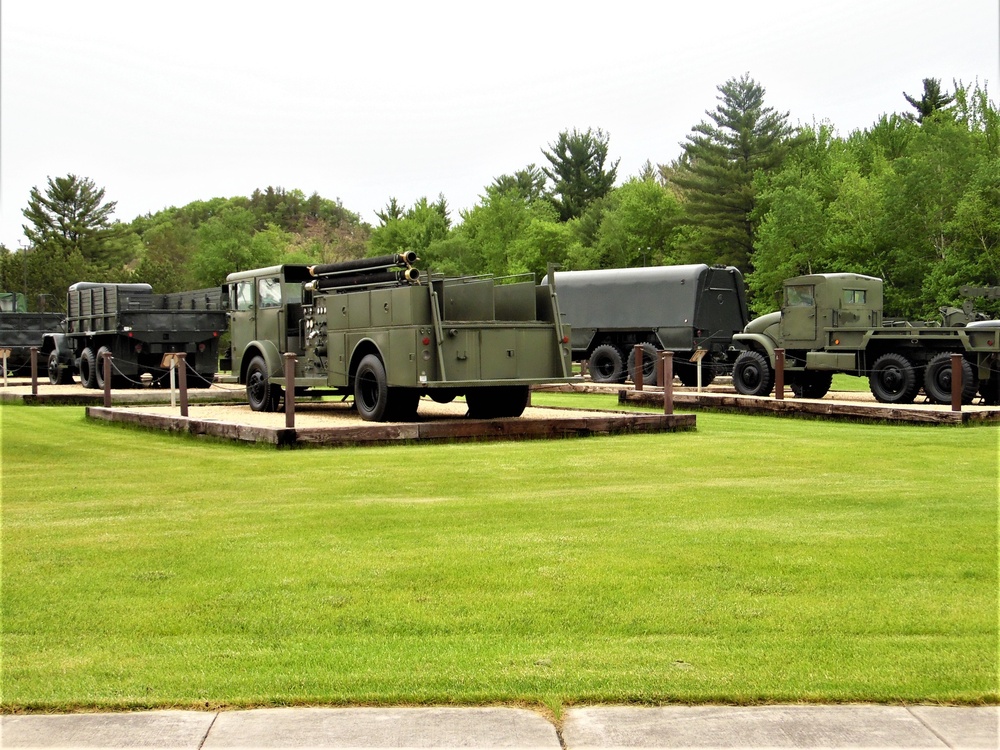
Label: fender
xmin=347 ymin=336 xmax=386 ymax=373
xmin=240 ymin=339 xmax=283 ymax=381
xmin=42 ymin=332 xmax=71 ymax=360
xmin=732 ymin=332 xmax=778 ymax=367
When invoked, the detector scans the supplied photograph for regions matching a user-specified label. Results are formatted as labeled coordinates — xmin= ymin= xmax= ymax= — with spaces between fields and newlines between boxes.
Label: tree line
xmin=2 ymin=75 xmax=997 ymax=319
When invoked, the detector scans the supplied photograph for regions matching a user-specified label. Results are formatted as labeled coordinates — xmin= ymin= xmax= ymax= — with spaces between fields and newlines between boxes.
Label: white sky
xmin=1 ymin=1 xmax=998 ymax=250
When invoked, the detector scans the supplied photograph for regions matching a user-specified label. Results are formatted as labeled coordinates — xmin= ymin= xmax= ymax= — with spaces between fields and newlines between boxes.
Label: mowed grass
xmin=1 ymin=396 xmax=997 ymax=711
xmin=830 ymin=373 xmax=870 ymax=392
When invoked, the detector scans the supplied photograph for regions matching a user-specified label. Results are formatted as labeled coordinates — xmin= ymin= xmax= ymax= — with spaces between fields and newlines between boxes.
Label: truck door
xmin=229 ymin=279 xmax=256 ymax=374
xmin=255 ymin=276 xmax=283 ymax=351
xmin=780 ymin=283 xmax=818 ymax=345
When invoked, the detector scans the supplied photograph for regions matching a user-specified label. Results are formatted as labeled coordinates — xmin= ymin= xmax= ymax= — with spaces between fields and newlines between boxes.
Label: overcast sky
xmin=1 ymin=1 xmax=998 ymax=250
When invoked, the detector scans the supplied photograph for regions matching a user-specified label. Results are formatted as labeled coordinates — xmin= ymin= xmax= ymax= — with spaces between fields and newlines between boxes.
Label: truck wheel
xmin=466 ymin=385 xmax=530 ymax=418
xmin=79 ymin=347 xmax=98 ymax=389
xmin=354 ymin=354 xmax=389 ymax=421
xmin=675 ymin=359 xmax=717 ymax=388
xmin=626 ymin=343 xmax=659 ymax=386
xmin=186 ymin=372 xmax=215 ymax=389
xmin=386 ymin=388 xmax=421 ymax=421
xmin=47 ymin=351 xmax=73 ymax=385
xmin=94 ymin=346 xmax=113 ymax=389
xmin=732 ymin=350 xmax=774 ymax=396
xmin=923 ymin=352 xmax=977 ymax=404
xmin=589 ymin=344 xmax=625 ymax=383
xmin=868 ymin=352 xmax=920 ymax=404
xmin=429 ymin=388 xmax=459 ymax=404
xmin=790 ymin=371 xmax=833 ymax=399
xmin=247 ymin=356 xmax=281 ymax=412
xmin=980 ymin=371 xmax=1000 ymax=405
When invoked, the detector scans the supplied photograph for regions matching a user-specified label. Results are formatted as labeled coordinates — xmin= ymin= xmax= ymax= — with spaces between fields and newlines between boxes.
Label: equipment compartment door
xmin=479 ymin=329 xmax=518 ymax=379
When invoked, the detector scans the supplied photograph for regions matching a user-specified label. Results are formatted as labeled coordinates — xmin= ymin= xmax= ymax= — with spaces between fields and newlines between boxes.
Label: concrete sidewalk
xmin=2 ymin=705 xmax=997 ymax=749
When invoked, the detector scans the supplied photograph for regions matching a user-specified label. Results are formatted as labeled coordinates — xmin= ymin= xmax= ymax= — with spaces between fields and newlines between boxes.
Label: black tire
xmin=94 ymin=346 xmax=113 ymax=389
xmin=868 ymin=352 xmax=920 ymax=404
xmin=980 ymin=370 xmax=1000 ymax=405
xmin=466 ymin=385 xmax=530 ymax=419
xmin=386 ymin=388 xmax=421 ymax=421
xmin=923 ymin=352 xmax=977 ymax=405
xmin=47 ymin=351 xmax=73 ymax=385
xmin=186 ymin=372 xmax=215 ymax=389
xmin=675 ymin=359 xmax=717 ymax=388
xmin=79 ymin=347 xmax=98 ymax=389
xmin=354 ymin=354 xmax=389 ymax=421
xmin=626 ymin=343 xmax=659 ymax=386
xmin=589 ymin=344 xmax=625 ymax=383
xmin=790 ymin=371 xmax=833 ymax=399
xmin=246 ymin=355 xmax=281 ymax=412
xmin=429 ymin=388 xmax=459 ymax=404
xmin=732 ymin=350 xmax=774 ymax=396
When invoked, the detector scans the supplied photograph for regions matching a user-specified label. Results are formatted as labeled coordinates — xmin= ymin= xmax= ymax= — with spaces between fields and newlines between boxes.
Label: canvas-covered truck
xmin=543 ymin=264 xmax=749 ymax=386
xmin=222 ymin=254 xmax=574 ymax=421
xmin=43 ymin=283 xmax=228 ymax=388
xmin=731 ymin=273 xmax=1000 ymax=404
xmin=0 ymin=292 xmax=64 ymax=376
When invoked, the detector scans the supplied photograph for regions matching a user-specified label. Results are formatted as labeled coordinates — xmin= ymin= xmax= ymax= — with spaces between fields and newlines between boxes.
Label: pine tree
xmin=671 ymin=74 xmax=793 ymax=270
xmin=541 ymin=128 xmax=619 ymax=222
xmin=492 ymin=165 xmax=548 ymax=203
xmin=903 ymin=77 xmax=955 ymax=123
xmin=21 ymin=174 xmax=124 ymax=268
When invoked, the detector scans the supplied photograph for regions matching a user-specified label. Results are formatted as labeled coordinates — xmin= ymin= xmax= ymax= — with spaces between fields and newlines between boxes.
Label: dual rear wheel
xmin=921 ymin=352 xmax=976 ymax=405
xmin=869 ymin=351 xmax=979 ymax=405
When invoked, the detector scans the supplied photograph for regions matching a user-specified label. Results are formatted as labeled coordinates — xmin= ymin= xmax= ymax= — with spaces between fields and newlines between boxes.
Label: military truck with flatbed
xmin=222 ymin=254 xmax=574 ymax=421
xmin=544 ymin=264 xmax=749 ymax=386
xmin=43 ymin=283 xmax=228 ymax=388
xmin=0 ymin=292 xmax=63 ymax=376
xmin=731 ymin=273 xmax=1000 ymax=404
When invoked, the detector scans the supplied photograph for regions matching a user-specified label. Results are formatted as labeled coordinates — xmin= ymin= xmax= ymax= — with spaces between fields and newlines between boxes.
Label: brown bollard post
xmin=580 ymin=358 xmax=588 ymax=379
xmin=284 ymin=353 xmax=296 ymax=429
xmin=774 ymin=348 xmax=785 ymax=400
xmin=951 ymin=353 xmax=963 ymax=412
xmin=660 ymin=351 xmax=673 ymax=415
xmin=176 ymin=353 xmax=189 ymax=417
xmin=30 ymin=347 xmax=39 ymax=396
xmin=633 ymin=343 xmax=644 ymax=391
xmin=102 ymin=353 xmax=112 ymax=408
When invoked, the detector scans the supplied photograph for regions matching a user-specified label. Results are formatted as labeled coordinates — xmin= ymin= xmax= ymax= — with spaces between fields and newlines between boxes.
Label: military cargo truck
xmin=0 ymin=292 xmax=64 ymax=375
xmin=43 ymin=283 xmax=227 ymax=388
xmin=544 ymin=264 xmax=749 ymax=386
xmin=731 ymin=273 xmax=1000 ymax=404
xmin=222 ymin=254 xmax=573 ymax=421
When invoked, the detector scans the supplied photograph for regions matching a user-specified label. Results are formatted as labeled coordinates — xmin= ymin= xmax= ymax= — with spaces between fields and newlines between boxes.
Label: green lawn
xmin=830 ymin=373 xmax=871 ymax=392
xmin=1 ymin=396 xmax=997 ymax=712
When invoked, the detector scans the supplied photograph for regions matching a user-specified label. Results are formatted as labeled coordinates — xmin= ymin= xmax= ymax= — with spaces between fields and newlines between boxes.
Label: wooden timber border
xmin=85 ymin=405 xmax=696 ymax=447
xmin=616 ymin=388 xmax=1000 ymax=426
xmin=0 ymin=378 xmax=246 ymax=406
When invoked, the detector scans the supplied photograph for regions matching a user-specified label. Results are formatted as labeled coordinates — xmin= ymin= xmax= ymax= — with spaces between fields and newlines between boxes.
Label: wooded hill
xmin=3 ymin=77 xmax=997 ymax=320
